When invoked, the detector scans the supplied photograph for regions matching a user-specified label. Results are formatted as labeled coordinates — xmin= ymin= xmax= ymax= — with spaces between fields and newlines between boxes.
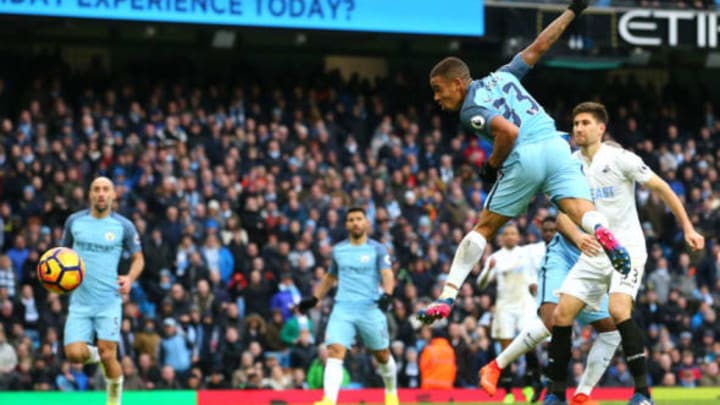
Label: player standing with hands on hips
xmin=417 ymin=0 xmax=629 ymax=323
xmin=62 ymin=177 xmax=144 ymax=405
xmin=298 ymin=207 xmax=398 ymax=405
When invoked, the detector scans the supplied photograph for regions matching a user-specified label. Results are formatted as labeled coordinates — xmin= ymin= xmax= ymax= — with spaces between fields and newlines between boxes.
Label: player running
xmin=418 ymin=0 xmax=631 ymax=325
xmin=298 ymin=207 xmax=398 ymax=405
xmin=62 ymin=176 xmax=145 ymax=405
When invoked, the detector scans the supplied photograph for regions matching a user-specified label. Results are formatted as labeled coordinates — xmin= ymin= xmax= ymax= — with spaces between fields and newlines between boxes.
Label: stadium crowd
xmin=0 ymin=57 xmax=719 ymax=393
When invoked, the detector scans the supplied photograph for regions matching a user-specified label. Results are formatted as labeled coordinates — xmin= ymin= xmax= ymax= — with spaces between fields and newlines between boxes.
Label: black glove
xmin=298 ymin=296 xmax=318 ymax=313
xmin=377 ymin=293 xmax=393 ymax=312
xmin=480 ymin=161 xmax=499 ymax=184
xmin=568 ymin=0 xmax=588 ymax=15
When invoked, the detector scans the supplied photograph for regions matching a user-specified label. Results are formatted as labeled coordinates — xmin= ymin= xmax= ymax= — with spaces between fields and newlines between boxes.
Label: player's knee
xmin=326 ymin=344 xmax=346 ymax=359
xmin=551 ymin=305 xmax=573 ymax=327
xmin=608 ymin=303 xmax=631 ymax=323
xmin=539 ymin=304 xmax=555 ymax=330
xmin=64 ymin=346 xmax=85 ymax=363
xmin=98 ymin=345 xmax=117 ymax=364
xmin=373 ymin=349 xmax=390 ymax=363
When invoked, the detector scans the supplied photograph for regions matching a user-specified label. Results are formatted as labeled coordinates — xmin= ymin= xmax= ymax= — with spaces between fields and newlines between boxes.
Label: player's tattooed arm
xmin=519 ymin=7 xmax=578 ymax=67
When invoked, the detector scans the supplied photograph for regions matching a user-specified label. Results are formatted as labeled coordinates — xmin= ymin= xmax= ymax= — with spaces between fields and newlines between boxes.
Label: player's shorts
xmin=325 ymin=303 xmax=389 ymax=351
xmin=485 ymin=135 xmax=592 ymax=217
xmin=560 ymin=248 xmax=647 ymax=311
xmin=491 ymin=306 xmax=534 ymax=340
xmin=538 ymin=234 xmax=610 ymax=325
xmin=64 ymin=302 xmax=122 ymax=345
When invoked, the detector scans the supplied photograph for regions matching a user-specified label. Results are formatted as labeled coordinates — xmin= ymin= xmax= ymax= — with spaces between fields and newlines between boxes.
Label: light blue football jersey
xmin=459 ymin=53 xmax=558 ymax=146
xmin=61 ymin=210 xmax=142 ymax=310
xmin=329 ymin=238 xmax=392 ymax=305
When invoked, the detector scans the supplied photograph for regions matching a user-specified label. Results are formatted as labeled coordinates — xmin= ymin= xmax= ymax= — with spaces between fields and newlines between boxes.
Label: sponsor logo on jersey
xmin=591 ymin=186 xmax=616 ymax=200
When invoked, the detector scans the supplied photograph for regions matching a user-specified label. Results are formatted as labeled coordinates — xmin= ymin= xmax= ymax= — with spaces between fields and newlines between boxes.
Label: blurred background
xmin=0 ymin=0 xmax=719 ymax=398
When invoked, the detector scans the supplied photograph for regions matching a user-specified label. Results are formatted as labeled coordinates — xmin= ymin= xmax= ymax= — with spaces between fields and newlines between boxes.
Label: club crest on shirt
xmin=360 ymin=255 xmax=370 ymax=263
xmin=105 ymin=232 xmax=116 ymax=242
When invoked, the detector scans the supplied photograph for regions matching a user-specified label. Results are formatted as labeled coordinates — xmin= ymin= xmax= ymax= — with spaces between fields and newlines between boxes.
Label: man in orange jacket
xmin=419 ymin=328 xmax=457 ymax=389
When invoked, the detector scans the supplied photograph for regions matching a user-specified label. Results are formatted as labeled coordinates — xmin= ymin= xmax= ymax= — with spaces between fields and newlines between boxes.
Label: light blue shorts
xmin=325 ymin=303 xmax=389 ymax=351
xmin=538 ymin=235 xmax=610 ymax=326
xmin=485 ymin=135 xmax=592 ymax=217
xmin=64 ymin=303 xmax=121 ymax=345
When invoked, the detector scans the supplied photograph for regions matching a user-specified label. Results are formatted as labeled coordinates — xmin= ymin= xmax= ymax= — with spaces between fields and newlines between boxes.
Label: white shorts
xmin=491 ymin=305 xmax=534 ymax=340
xmin=559 ymin=249 xmax=647 ymax=311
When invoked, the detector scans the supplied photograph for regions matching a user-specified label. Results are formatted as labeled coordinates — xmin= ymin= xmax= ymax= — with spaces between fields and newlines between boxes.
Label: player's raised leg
xmin=418 ymin=209 xmax=508 ymax=323
xmin=63 ymin=308 xmax=101 ymax=365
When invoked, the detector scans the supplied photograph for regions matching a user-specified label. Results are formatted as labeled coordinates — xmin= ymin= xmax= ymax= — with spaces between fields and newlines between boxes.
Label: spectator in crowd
xmin=0 ymin=324 xmax=17 ymax=389
xmin=121 ymin=355 xmax=145 ymax=390
xmin=419 ymin=329 xmax=456 ymax=389
xmin=159 ymin=318 xmax=192 ymax=380
xmin=0 ymin=256 xmax=15 ymax=298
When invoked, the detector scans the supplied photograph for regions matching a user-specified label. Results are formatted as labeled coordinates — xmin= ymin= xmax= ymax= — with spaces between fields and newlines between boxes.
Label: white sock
xmin=441 ymin=231 xmax=487 ymax=299
xmin=576 ymin=330 xmax=621 ymax=396
xmin=324 ymin=358 xmax=344 ymax=404
xmin=106 ymin=375 xmax=124 ymax=405
xmin=378 ymin=356 xmax=398 ymax=394
xmin=580 ymin=211 xmax=609 ymax=235
xmin=85 ymin=345 xmax=100 ymax=365
xmin=496 ymin=317 xmax=550 ymax=369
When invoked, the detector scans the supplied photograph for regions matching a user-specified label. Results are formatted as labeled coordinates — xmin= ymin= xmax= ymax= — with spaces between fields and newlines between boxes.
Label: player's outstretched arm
xmin=644 ymin=174 xmax=705 ymax=251
xmin=519 ymin=0 xmax=588 ymax=67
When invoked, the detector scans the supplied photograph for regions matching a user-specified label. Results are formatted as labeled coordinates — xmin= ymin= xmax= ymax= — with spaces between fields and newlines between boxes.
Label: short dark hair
xmin=430 ymin=57 xmax=471 ymax=82
xmin=346 ymin=206 xmax=366 ymax=219
xmin=572 ymin=102 xmax=609 ymax=125
xmin=542 ymin=215 xmax=557 ymax=224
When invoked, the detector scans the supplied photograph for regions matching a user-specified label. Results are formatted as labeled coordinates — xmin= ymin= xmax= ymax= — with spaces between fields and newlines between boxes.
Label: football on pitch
xmin=37 ymin=247 xmax=86 ymax=294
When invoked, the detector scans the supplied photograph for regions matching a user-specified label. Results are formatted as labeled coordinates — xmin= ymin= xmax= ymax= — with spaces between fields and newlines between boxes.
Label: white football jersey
xmin=477 ymin=245 xmax=536 ymax=311
xmin=524 ymin=241 xmax=547 ymax=281
xmin=573 ymin=142 xmax=653 ymax=253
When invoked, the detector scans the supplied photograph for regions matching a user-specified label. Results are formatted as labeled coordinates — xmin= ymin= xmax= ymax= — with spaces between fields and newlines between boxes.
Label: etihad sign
xmin=619 ymin=9 xmax=720 ymax=48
